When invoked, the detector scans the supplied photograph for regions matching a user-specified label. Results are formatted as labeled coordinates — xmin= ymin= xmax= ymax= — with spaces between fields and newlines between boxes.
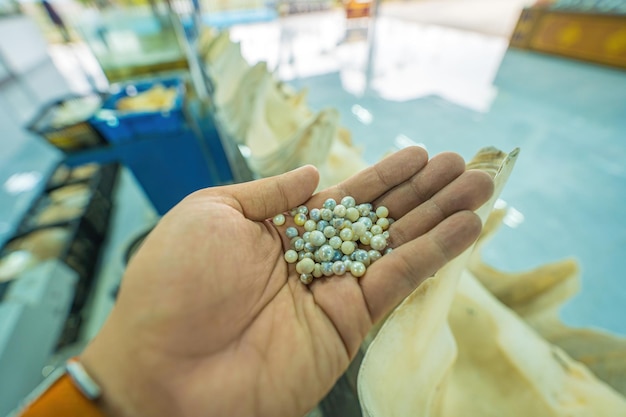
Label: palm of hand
xmin=82 ymin=147 xmax=494 ymax=417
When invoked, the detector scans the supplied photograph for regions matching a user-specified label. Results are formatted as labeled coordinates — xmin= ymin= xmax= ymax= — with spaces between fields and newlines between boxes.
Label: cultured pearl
xmin=304 ymin=219 xmax=317 ymax=232
xmin=297 ymin=205 xmax=309 ymax=215
xmin=302 ymin=232 xmax=311 ymax=242
xmin=273 ymin=214 xmax=286 ymax=226
xmin=329 ymin=236 xmax=342 ymax=249
xmin=368 ymin=212 xmax=378 ymax=223
xmin=313 ymin=263 xmax=323 ymax=278
xmin=358 ymin=217 xmax=373 ymax=230
xmin=343 ymin=259 xmax=353 ymax=271
xmin=323 ymin=198 xmax=337 ymax=210
xmin=300 ymin=273 xmax=313 ymax=284
xmin=323 ymin=225 xmax=336 ymax=238
xmin=296 ymin=258 xmax=315 ymax=274
xmin=341 ymin=220 xmax=352 ymax=230
xmin=313 ymin=250 xmax=322 ymax=263
xmin=333 ymin=204 xmax=347 ymax=218
xmin=384 ymin=247 xmax=393 ymax=255
xmin=299 ymin=251 xmax=313 ymax=261
xmin=375 ymin=206 xmax=389 ymax=218
xmin=284 ymin=249 xmax=298 ymax=263
xmin=309 ymin=230 xmax=326 ymax=247
xmin=332 ymin=261 xmax=347 ymax=275
xmin=351 ymin=221 xmax=366 ymax=237
xmin=309 ymin=208 xmax=321 ymax=222
xmin=294 ymin=213 xmax=307 ymax=226
xmin=289 ymin=208 xmax=298 ymax=216
xmin=332 ymin=250 xmax=343 ymax=262
xmin=377 ymin=218 xmax=390 ymax=230
xmin=346 ymin=207 xmax=360 ymax=222
xmin=350 ymin=261 xmax=366 ymax=278
xmin=321 ymin=262 xmax=334 ymax=276
xmin=360 ymin=231 xmax=373 ymax=245
xmin=339 ymin=228 xmax=354 ymax=242
xmin=292 ymin=238 xmax=305 ymax=251
xmin=357 ymin=204 xmax=371 ymax=217
xmin=321 ymin=209 xmax=334 ymax=221
xmin=318 ymin=244 xmax=334 ymax=262
xmin=368 ymin=250 xmax=382 ymax=263
xmin=316 ymin=220 xmax=330 ymax=232
xmin=341 ymin=196 xmax=356 ymax=208
xmin=330 ymin=218 xmax=344 ymax=230
xmin=304 ymin=242 xmax=316 ymax=252
xmin=286 ymin=227 xmax=299 ymax=239
xmin=382 ymin=231 xmax=390 ymax=239
xmin=353 ymin=249 xmax=370 ymax=266
xmin=341 ymin=240 xmax=356 ymax=255
xmin=370 ymin=235 xmax=387 ymax=251
xmin=371 ymin=225 xmax=383 ymax=235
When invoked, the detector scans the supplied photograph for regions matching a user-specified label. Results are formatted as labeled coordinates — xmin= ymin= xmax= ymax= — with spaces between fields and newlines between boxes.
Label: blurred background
xmin=0 ymin=0 xmax=624 ymax=414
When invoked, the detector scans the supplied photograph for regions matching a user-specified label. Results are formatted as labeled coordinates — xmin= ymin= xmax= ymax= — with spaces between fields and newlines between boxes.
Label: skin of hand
xmin=81 ymin=147 xmax=494 ymax=417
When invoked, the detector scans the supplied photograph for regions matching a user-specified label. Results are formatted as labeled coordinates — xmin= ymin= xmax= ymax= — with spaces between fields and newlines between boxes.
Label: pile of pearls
xmin=273 ymin=196 xmax=394 ymax=284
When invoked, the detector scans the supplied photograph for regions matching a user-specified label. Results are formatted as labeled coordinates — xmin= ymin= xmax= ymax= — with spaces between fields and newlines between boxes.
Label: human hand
xmin=81 ymin=147 xmax=494 ymax=417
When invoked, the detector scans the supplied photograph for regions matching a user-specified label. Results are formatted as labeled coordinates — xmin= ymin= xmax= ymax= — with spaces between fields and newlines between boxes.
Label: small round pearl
xmin=330 ymin=218 xmax=344 ymax=230
xmin=371 ymin=225 xmax=383 ymax=235
xmin=304 ymin=242 xmax=316 ymax=252
xmin=304 ymin=219 xmax=317 ymax=232
xmin=346 ymin=207 xmax=360 ymax=222
xmin=382 ymin=231 xmax=390 ymax=239
xmin=350 ymin=261 xmax=366 ymax=278
xmin=360 ymin=231 xmax=373 ymax=245
xmin=339 ymin=228 xmax=354 ymax=242
xmin=272 ymin=214 xmax=286 ymax=226
xmin=370 ymin=235 xmax=387 ymax=251
xmin=341 ymin=240 xmax=356 ymax=255
xmin=323 ymin=225 xmax=336 ymax=238
xmin=284 ymin=249 xmax=298 ymax=263
xmin=368 ymin=250 xmax=382 ymax=263
xmin=286 ymin=227 xmax=299 ymax=239
xmin=341 ymin=196 xmax=356 ymax=208
xmin=313 ymin=263 xmax=323 ymax=278
xmin=302 ymin=232 xmax=311 ymax=242
xmin=321 ymin=262 xmax=334 ymax=276
xmin=320 ymin=208 xmax=334 ymax=221
xmin=358 ymin=217 xmax=373 ymax=230
xmin=309 ymin=230 xmax=326 ymax=247
xmin=332 ymin=261 xmax=347 ymax=275
xmin=292 ymin=238 xmax=305 ymax=251
xmin=316 ymin=220 xmax=330 ymax=232
xmin=300 ymin=273 xmax=313 ymax=284
xmin=333 ymin=204 xmax=347 ymax=218
xmin=309 ymin=208 xmax=321 ymax=222
xmin=375 ymin=206 xmax=389 ymax=218
xmin=297 ymin=205 xmax=309 ymax=215
xmin=299 ymin=251 xmax=313 ymax=261
xmin=294 ymin=213 xmax=307 ymax=226
xmin=329 ymin=236 xmax=342 ymax=249
xmin=323 ymin=198 xmax=337 ymax=210
xmin=343 ymin=259 xmax=352 ymax=271
xmin=353 ymin=249 xmax=370 ymax=266
xmin=296 ymin=258 xmax=315 ymax=274
xmin=377 ymin=217 xmax=390 ymax=230
xmin=358 ymin=204 xmax=371 ymax=217
xmin=341 ymin=220 xmax=352 ymax=230
xmin=289 ymin=208 xmax=298 ymax=216
xmin=318 ymin=244 xmax=334 ymax=262
xmin=332 ymin=250 xmax=343 ymax=261
xmin=384 ymin=247 xmax=393 ymax=255
xmin=368 ymin=212 xmax=378 ymax=223
xmin=351 ymin=221 xmax=366 ymax=237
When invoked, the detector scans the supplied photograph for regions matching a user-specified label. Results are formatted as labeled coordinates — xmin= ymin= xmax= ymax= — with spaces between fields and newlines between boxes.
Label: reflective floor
xmin=1 ymin=6 xmax=625 ymax=337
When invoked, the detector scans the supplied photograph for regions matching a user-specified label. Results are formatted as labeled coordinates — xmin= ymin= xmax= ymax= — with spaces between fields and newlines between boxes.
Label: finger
xmin=308 ymin=146 xmax=429 ymax=208
xmin=361 ymin=210 xmax=483 ymax=322
xmin=373 ymin=152 xmax=466 ymax=219
xmin=389 ymin=169 xmax=494 ymax=248
xmin=209 ymin=165 xmax=320 ymax=221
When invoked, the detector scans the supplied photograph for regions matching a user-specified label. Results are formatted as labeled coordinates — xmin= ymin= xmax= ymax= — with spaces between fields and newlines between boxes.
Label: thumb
xmin=223 ymin=165 xmax=320 ymax=221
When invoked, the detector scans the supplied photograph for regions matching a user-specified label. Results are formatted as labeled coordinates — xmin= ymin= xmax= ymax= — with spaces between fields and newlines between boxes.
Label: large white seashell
xmin=357 ymin=147 xmax=626 ymax=417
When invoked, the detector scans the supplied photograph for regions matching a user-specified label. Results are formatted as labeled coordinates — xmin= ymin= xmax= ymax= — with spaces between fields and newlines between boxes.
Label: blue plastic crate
xmin=90 ymin=77 xmax=187 ymax=144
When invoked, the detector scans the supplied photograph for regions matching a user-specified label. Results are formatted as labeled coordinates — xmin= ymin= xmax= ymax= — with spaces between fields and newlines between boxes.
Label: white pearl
xmin=370 ymin=235 xmax=387 ymax=251
xmin=323 ymin=225 xmax=336 ymax=238
xmin=296 ymin=258 xmax=315 ymax=274
xmin=300 ymin=273 xmax=313 ymax=284
xmin=360 ymin=231 xmax=373 ymax=245
xmin=339 ymin=228 xmax=354 ymax=242
xmin=371 ymin=225 xmax=383 ymax=235
xmin=375 ymin=206 xmax=389 ymax=218
xmin=346 ymin=207 xmax=360 ymax=222
xmin=332 ymin=261 xmax=346 ymax=275
xmin=313 ymin=263 xmax=323 ymax=278
xmin=341 ymin=240 xmax=356 ymax=255
xmin=273 ymin=214 xmax=286 ymax=226
xmin=304 ymin=219 xmax=317 ymax=232
xmin=377 ymin=217 xmax=390 ymax=230
xmin=333 ymin=204 xmax=347 ymax=218
xmin=309 ymin=230 xmax=326 ymax=247
xmin=329 ymin=236 xmax=342 ymax=249
xmin=351 ymin=221 xmax=366 ymax=237
xmin=350 ymin=261 xmax=366 ymax=278
xmin=368 ymin=250 xmax=382 ymax=262
xmin=341 ymin=196 xmax=356 ymax=208
xmin=284 ymin=250 xmax=298 ymax=263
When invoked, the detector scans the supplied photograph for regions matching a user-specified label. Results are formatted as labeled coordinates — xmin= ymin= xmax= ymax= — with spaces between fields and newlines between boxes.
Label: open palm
xmin=82 ymin=147 xmax=493 ymax=417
